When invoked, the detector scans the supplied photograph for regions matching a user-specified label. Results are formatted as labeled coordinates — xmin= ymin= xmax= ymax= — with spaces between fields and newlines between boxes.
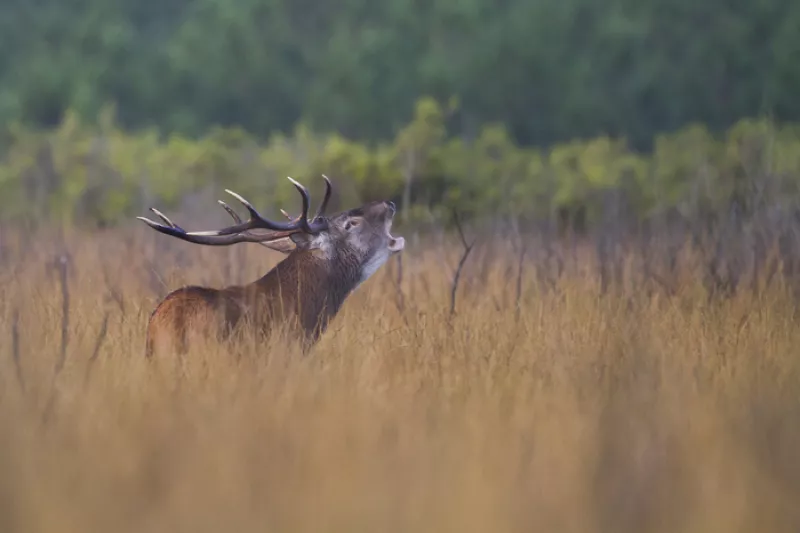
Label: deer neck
xmin=253 ymin=248 xmax=363 ymax=321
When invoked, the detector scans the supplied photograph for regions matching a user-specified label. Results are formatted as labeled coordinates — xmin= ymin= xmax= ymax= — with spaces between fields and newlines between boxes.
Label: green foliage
xmin=1 ymin=0 xmax=800 ymax=148
xmin=1 ymin=99 xmax=798 ymax=231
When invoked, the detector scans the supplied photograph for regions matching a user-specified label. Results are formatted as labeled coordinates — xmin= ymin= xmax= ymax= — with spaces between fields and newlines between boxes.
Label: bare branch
xmin=55 ymin=253 xmax=70 ymax=376
xmin=11 ymin=306 xmax=24 ymax=393
xmin=515 ymin=233 xmax=527 ymax=322
xmin=102 ymin=260 xmax=126 ymax=314
xmin=83 ymin=311 xmax=110 ymax=385
xmin=42 ymin=252 xmax=71 ymax=425
xmin=394 ymin=254 xmax=409 ymax=326
xmin=449 ymin=210 xmax=475 ymax=318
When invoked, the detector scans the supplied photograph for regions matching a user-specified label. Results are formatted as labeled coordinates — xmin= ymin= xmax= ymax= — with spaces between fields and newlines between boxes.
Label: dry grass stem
xmin=0 ymin=227 xmax=798 ymax=533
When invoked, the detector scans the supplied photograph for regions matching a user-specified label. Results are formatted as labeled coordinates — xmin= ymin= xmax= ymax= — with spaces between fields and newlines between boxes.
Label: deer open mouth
xmin=388 ymin=235 xmax=405 ymax=253
xmin=385 ymin=207 xmax=405 ymax=253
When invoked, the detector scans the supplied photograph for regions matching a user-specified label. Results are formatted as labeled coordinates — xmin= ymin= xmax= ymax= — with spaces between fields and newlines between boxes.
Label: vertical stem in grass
xmin=11 ymin=306 xmax=24 ymax=393
xmin=54 ymin=253 xmax=70 ymax=376
xmin=83 ymin=311 xmax=110 ymax=385
xmin=515 ymin=236 xmax=527 ymax=323
xmin=450 ymin=210 xmax=475 ymax=319
xmin=42 ymin=252 xmax=71 ymax=424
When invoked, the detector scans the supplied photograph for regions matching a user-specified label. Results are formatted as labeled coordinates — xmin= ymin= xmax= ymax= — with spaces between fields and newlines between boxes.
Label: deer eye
xmin=345 ymin=219 xmax=360 ymax=230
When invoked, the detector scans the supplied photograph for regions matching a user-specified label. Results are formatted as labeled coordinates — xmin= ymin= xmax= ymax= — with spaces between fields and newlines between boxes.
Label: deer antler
xmin=137 ymin=176 xmax=332 ymax=246
xmin=274 ymin=175 xmax=333 ymax=224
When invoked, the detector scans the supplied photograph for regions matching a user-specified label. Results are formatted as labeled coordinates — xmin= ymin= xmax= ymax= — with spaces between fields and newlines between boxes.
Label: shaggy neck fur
xmin=250 ymin=243 xmax=370 ymax=344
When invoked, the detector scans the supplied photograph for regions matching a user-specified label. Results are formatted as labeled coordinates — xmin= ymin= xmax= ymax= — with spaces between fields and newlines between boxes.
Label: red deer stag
xmin=137 ymin=176 xmax=404 ymax=357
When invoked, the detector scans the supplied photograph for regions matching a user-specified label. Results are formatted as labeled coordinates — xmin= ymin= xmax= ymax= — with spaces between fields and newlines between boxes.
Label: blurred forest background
xmin=1 ymin=0 xmax=800 ymax=237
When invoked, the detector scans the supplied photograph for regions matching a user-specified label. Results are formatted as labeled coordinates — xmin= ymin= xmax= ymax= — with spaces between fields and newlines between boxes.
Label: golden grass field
xmin=1 ymin=226 xmax=800 ymax=533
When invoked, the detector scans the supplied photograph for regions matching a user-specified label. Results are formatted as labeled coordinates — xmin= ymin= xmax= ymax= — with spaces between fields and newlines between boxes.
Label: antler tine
xmin=220 ymin=199 xmax=295 ymax=249
xmin=286 ymin=176 xmax=324 ymax=234
xmin=217 ymin=200 xmax=243 ymax=224
xmin=264 ymin=175 xmax=333 ymax=224
xmin=281 ymin=175 xmax=331 ymax=222
xmin=315 ymin=175 xmax=333 ymax=220
xmin=217 ymin=189 xmax=301 ymax=233
xmin=148 ymin=207 xmax=183 ymax=231
xmin=222 ymin=190 xmax=265 ymax=228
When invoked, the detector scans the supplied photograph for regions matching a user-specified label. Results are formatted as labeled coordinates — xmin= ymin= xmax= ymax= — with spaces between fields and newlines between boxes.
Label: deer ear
xmin=258 ymin=237 xmax=297 ymax=254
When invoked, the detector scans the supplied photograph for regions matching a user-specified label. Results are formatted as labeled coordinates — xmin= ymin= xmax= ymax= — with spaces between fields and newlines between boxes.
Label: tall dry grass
xmin=1 ymin=226 xmax=799 ymax=533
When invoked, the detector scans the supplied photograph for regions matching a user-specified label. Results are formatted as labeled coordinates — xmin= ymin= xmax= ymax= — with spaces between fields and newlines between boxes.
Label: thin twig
xmin=11 ymin=306 xmax=24 ymax=393
xmin=449 ymin=210 xmax=475 ymax=318
xmin=42 ymin=252 xmax=71 ymax=425
xmin=515 ymin=234 xmax=527 ymax=322
xmin=83 ymin=311 xmax=110 ymax=385
xmin=103 ymin=260 xmax=126 ymax=314
xmin=54 ymin=253 xmax=71 ymax=376
xmin=394 ymin=254 xmax=409 ymax=326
